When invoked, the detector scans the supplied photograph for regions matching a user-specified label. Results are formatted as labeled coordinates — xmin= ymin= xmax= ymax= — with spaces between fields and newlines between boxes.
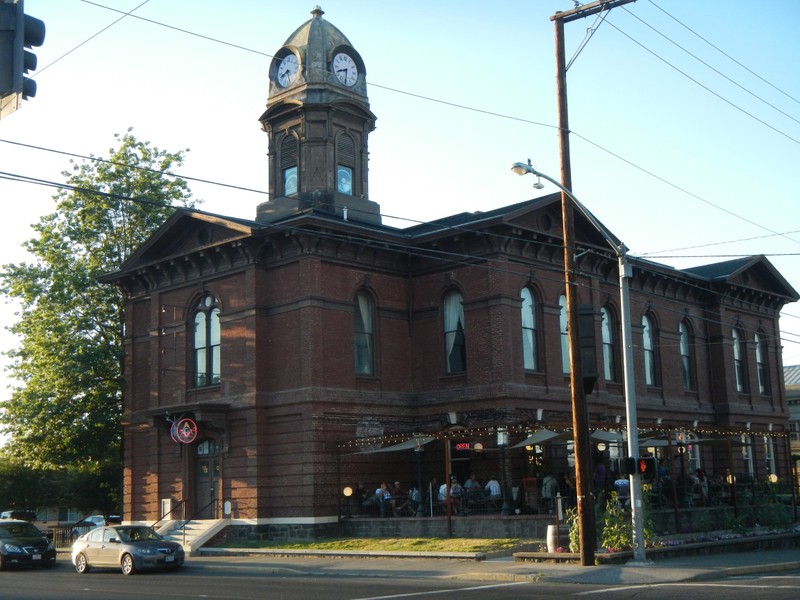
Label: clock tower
xmin=257 ymin=6 xmax=381 ymax=225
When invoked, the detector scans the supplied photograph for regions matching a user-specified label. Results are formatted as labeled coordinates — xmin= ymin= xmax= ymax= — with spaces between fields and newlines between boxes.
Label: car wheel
xmin=75 ymin=553 xmax=91 ymax=574
xmin=120 ymin=553 xmax=136 ymax=575
xmin=0 ymin=554 xmax=5 ymax=571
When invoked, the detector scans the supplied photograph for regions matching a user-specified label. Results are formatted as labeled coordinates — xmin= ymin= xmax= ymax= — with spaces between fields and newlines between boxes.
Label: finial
xmin=311 ymin=5 xmax=324 ymax=17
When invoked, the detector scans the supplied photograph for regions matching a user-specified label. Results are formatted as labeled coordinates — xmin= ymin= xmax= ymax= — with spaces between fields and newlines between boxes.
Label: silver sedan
xmin=71 ymin=525 xmax=184 ymax=575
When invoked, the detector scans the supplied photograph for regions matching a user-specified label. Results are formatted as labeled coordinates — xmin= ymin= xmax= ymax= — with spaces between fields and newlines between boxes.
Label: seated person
xmin=391 ymin=481 xmax=409 ymax=516
xmin=438 ymin=476 xmax=465 ymax=514
xmin=485 ymin=478 xmax=502 ymax=508
xmin=463 ymin=473 xmax=485 ymax=509
xmin=613 ymin=473 xmax=630 ymax=508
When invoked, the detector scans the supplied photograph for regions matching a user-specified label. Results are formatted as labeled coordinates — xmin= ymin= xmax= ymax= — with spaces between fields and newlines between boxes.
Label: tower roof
xmin=266 ymin=6 xmax=368 ymax=105
xmin=283 ymin=6 xmax=356 ymax=81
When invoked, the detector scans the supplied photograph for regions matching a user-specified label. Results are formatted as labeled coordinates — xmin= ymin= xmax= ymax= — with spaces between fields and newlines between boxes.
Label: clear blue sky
xmin=1 ymin=0 xmax=799 ymax=405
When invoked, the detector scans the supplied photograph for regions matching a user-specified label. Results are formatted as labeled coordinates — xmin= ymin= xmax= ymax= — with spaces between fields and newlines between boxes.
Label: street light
xmin=511 ymin=158 xmax=647 ymax=563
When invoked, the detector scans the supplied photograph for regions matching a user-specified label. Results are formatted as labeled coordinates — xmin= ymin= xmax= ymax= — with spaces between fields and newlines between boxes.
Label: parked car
xmin=72 ymin=525 xmax=184 ymax=575
xmin=70 ymin=515 xmax=119 ymax=541
xmin=0 ymin=519 xmax=57 ymax=570
xmin=0 ymin=509 xmax=37 ymax=522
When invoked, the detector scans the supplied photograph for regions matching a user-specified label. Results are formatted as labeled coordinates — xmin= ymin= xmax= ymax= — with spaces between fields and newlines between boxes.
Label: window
xmin=600 ymin=307 xmax=616 ymax=382
xmin=283 ymin=166 xmax=298 ymax=195
xmin=337 ymin=166 xmax=353 ymax=194
xmin=763 ymin=436 xmax=776 ymax=475
xmin=741 ymin=434 xmax=754 ymax=477
xmin=354 ymin=291 xmax=374 ymax=375
xmin=281 ymin=135 xmax=298 ymax=196
xmin=443 ymin=290 xmax=466 ymax=374
xmin=732 ymin=327 xmax=747 ymax=393
xmin=520 ymin=287 xmax=538 ymax=371
xmin=336 ymin=133 xmax=356 ymax=196
xmin=755 ymin=332 xmax=768 ymax=394
xmin=642 ymin=314 xmax=658 ymax=386
xmin=679 ymin=321 xmax=695 ymax=391
xmin=559 ymin=294 xmax=569 ymax=374
xmin=193 ymin=295 xmax=220 ymax=387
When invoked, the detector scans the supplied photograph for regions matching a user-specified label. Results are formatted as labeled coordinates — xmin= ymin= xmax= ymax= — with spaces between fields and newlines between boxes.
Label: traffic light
xmin=637 ymin=456 xmax=657 ymax=478
xmin=0 ymin=0 xmax=46 ymax=119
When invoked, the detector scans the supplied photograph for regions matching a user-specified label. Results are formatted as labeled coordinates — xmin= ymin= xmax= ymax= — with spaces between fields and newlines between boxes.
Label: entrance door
xmin=195 ymin=439 xmax=220 ymax=519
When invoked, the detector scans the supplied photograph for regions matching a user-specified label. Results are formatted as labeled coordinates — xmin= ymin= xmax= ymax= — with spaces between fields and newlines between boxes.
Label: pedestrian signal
xmin=619 ymin=457 xmax=636 ymax=475
xmin=637 ymin=457 xmax=657 ymax=478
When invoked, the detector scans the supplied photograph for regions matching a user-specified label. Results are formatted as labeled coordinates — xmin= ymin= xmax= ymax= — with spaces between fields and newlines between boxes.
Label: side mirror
xmin=109 ymin=538 xmax=120 ymax=544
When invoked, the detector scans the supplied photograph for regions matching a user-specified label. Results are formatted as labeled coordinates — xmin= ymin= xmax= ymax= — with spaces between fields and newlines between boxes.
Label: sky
xmin=1 ymin=0 xmax=799 ymax=407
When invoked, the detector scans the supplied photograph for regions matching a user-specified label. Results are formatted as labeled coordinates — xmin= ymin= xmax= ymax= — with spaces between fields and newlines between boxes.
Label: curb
xmin=685 ymin=560 xmax=800 ymax=582
xmin=197 ymin=548 xmax=487 ymax=561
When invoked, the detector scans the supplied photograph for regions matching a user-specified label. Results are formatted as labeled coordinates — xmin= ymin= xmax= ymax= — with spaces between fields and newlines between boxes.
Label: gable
xmin=121 ymin=209 xmax=259 ymax=271
xmin=684 ymin=256 xmax=799 ymax=303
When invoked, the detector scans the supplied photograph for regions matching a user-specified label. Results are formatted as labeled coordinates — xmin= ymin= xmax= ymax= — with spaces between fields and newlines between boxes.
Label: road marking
xmin=577 ymin=582 xmax=800 ymax=595
xmin=351 ymin=581 xmax=529 ymax=600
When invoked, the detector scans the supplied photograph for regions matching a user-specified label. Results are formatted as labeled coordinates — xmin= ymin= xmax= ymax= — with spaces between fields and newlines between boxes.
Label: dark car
xmin=0 ymin=519 xmax=57 ymax=570
xmin=72 ymin=525 xmax=184 ymax=575
xmin=0 ymin=509 xmax=37 ymax=522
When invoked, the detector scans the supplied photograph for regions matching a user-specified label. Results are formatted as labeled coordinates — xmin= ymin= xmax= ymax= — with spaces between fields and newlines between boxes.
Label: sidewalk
xmin=186 ymin=546 xmax=800 ymax=585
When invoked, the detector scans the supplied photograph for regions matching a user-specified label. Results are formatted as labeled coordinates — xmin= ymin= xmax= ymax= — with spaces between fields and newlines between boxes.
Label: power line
xmin=3 ymin=165 xmax=795 ymax=354
xmin=603 ymin=15 xmax=800 ymax=146
xmin=26 ymin=1 xmax=796 ymax=251
xmin=35 ymin=0 xmax=153 ymax=78
xmin=646 ymin=0 xmax=800 ymax=108
xmin=622 ymin=3 xmax=800 ymax=128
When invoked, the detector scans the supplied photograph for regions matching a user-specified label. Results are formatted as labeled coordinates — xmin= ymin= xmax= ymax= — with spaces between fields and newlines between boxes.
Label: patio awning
xmin=355 ymin=436 xmax=436 ymax=454
xmin=511 ymin=429 xmax=569 ymax=448
xmin=512 ymin=429 xmax=626 ymax=449
xmin=591 ymin=430 xmax=626 ymax=443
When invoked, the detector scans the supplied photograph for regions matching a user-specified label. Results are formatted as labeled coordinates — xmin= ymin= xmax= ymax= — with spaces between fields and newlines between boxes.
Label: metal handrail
xmin=150 ymin=500 xmax=186 ymax=531
xmin=177 ymin=498 xmax=218 ymax=546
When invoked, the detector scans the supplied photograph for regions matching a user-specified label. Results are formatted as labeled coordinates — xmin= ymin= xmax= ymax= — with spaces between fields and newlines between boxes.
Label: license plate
xmin=32 ymin=554 xmax=41 ymax=560
xmin=165 ymin=555 xmax=174 ymax=563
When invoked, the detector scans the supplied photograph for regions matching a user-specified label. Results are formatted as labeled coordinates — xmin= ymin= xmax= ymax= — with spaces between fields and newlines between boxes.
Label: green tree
xmin=0 ymin=131 xmax=195 ymax=476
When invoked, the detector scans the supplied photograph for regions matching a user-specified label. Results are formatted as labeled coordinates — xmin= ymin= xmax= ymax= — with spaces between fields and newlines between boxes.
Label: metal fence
xmin=49 ymin=525 xmax=93 ymax=549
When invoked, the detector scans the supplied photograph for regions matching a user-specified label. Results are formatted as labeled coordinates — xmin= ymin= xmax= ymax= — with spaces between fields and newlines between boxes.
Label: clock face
xmin=337 ymin=166 xmax=353 ymax=194
xmin=277 ymin=54 xmax=299 ymax=87
xmin=332 ymin=53 xmax=358 ymax=87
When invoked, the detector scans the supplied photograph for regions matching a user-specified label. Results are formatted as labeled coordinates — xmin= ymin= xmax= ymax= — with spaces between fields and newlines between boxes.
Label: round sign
xmin=171 ymin=418 xmax=198 ymax=444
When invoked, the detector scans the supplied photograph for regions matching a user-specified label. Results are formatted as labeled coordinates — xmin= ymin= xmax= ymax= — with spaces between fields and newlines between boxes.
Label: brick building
xmin=105 ymin=8 xmax=798 ymax=536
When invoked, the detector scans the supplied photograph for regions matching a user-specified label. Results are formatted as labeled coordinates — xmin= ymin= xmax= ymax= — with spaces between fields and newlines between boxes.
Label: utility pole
xmin=550 ymin=0 xmax=637 ymax=567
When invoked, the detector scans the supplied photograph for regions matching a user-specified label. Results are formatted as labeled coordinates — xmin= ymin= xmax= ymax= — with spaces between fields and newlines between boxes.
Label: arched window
xmin=679 ymin=320 xmax=695 ymax=391
xmin=443 ymin=290 xmax=466 ymax=374
xmin=559 ymin=294 xmax=569 ymax=374
xmin=642 ymin=314 xmax=659 ymax=387
xmin=193 ymin=295 xmax=220 ymax=387
xmin=600 ymin=307 xmax=617 ymax=382
xmin=354 ymin=291 xmax=374 ymax=375
xmin=520 ymin=287 xmax=538 ymax=371
xmin=755 ymin=331 xmax=768 ymax=394
xmin=732 ymin=327 xmax=747 ymax=393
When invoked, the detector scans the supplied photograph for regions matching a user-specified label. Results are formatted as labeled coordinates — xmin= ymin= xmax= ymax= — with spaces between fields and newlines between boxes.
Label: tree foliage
xmin=0 ymin=131 xmax=195 ymax=474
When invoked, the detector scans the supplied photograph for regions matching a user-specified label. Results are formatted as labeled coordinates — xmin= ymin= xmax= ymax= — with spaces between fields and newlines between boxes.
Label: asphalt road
xmin=2 ymin=562 xmax=800 ymax=600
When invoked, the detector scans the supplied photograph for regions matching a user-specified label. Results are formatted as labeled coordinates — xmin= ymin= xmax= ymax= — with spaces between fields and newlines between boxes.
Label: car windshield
xmin=115 ymin=527 xmax=162 ymax=542
xmin=0 ymin=523 xmax=40 ymax=538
